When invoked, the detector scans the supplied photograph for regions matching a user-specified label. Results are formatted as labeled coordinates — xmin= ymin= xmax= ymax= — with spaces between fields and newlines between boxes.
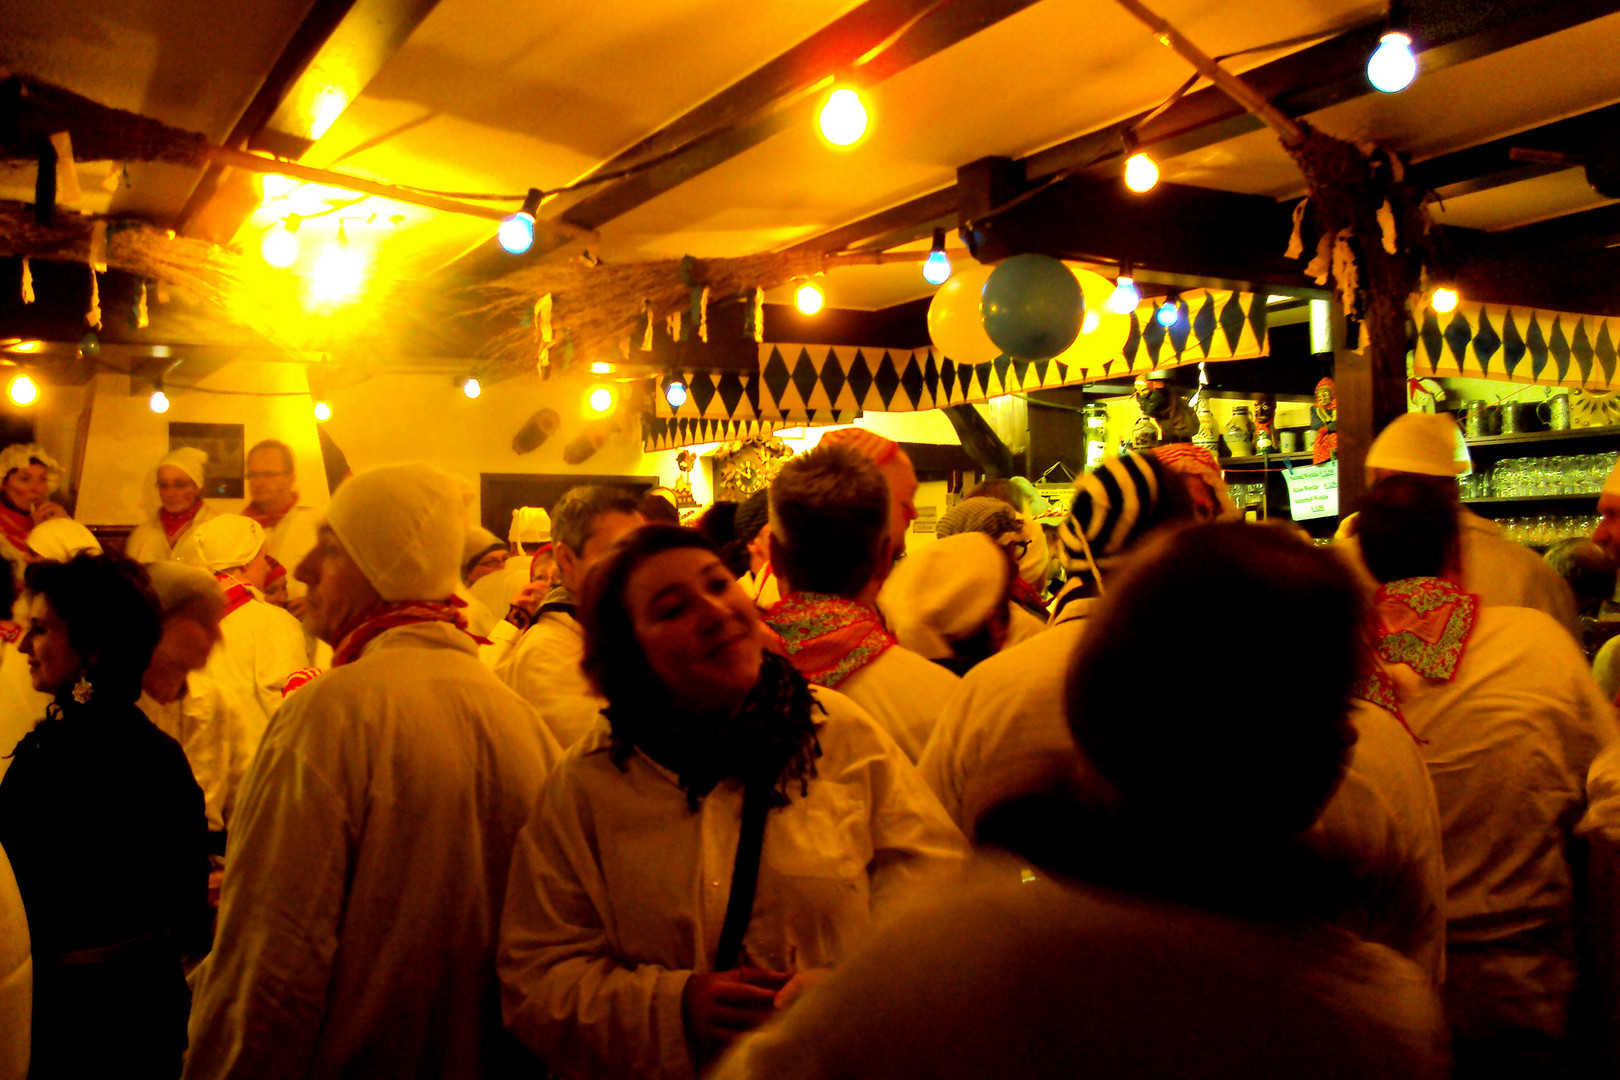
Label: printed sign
xmin=1282 ymin=462 xmax=1338 ymax=521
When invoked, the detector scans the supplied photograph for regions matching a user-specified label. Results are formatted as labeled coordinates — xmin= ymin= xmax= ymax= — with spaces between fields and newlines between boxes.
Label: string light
xmin=7 ymin=375 xmax=37 ymax=407
xmin=149 ymin=388 xmax=170 ymax=414
xmin=664 ymin=377 xmax=688 ymax=409
xmin=590 ymin=361 xmax=615 ymax=374
xmin=1367 ymin=31 xmax=1417 ymax=93
xmin=1124 ymin=152 xmax=1160 ymax=193
xmin=261 ymin=217 xmax=300 ymax=268
xmin=310 ymin=225 xmax=365 ymax=304
xmin=795 ymin=281 xmax=825 ymax=315
xmin=1107 ymin=275 xmax=1141 ymax=315
xmin=1431 ymin=286 xmax=1459 ymax=313
xmin=588 ymin=385 xmax=615 ymax=413
xmin=498 ymin=188 xmax=543 ymax=255
xmin=1156 ymin=295 xmax=1182 ymax=327
xmin=818 ymin=88 xmax=868 ymax=147
xmin=922 ymin=228 xmax=952 ymax=285
xmin=313 ymin=401 xmax=332 ymax=422
xmin=462 ymin=377 xmax=482 ymax=399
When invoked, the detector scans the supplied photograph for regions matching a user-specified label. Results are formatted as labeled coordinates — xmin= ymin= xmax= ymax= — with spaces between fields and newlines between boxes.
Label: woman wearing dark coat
xmin=0 ymin=554 xmax=209 ymax=1079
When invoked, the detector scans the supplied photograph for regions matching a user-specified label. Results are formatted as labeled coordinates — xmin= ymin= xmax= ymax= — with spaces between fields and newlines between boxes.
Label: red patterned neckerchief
xmin=0 ymin=621 xmax=21 ymax=645
xmin=160 ymin=502 xmax=204 ymax=545
xmin=243 ymin=494 xmax=298 ymax=532
xmin=0 ymin=498 xmax=32 ymax=554
xmin=1354 ymin=576 xmax=1478 ymax=726
xmin=213 ymin=572 xmax=256 ymax=618
xmin=1009 ymin=574 xmax=1049 ymax=618
xmin=330 ymin=596 xmax=488 ymax=668
xmin=761 ymin=591 xmax=896 ymax=689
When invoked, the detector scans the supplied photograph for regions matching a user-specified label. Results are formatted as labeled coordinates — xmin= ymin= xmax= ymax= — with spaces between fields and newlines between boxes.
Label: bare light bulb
xmin=818 ymin=88 xmax=868 ymax=147
xmin=463 ymin=378 xmax=482 ymax=399
xmin=313 ymin=401 xmax=332 ymax=422
xmin=1107 ymin=276 xmax=1141 ymax=315
xmin=261 ymin=224 xmax=299 ymax=268
xmin=7 ymin=375 xmax=37 ymax=407
xmin=310 ymin=243 xmax=365 ymax=304
xmin=795 ymin=282 xmax=824 ymax=315
xmin=149 ymin=389 xmax=170 ymax=414
xmin=1367 ymin=32 xmax=1417 ymax=94
xmin=1124 ymin=152 xmax=1160 ymax=193
xmin=588 ymin=386 xmax=615 ymax=413
xmin=1431 ymin=287 xmax=1459 ymax=313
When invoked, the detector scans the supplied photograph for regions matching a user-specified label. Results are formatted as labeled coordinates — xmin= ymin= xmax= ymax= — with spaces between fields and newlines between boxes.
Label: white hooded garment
xmin=184 ymin=622 xmax=562 ymax=1080
xmin=496 ymin=596 xmax=605 ymax=751
xmin=0 ymin=840 xmax=28 ymax=1080
xmin=917 ymin=619 xmax=1448 ymax=983
xmin=138 ymin=673 xmax=254 ymax=835
xmin=127 ymin=448 xmax=220 ymax=564
xmin=497 ymin=687 xmax=967 ymax=1080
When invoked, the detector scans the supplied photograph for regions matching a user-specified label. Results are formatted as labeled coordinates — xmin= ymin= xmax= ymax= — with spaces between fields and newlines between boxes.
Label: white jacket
xmin=138 ymin=673 xmax=255 ymax=834
xmin=205 ymin=597 xmax=310 ymax=747
xmin=252 ymin=504 xmax=321 ymax=600
xmin=497 ymin=687 xmax=968 ymax=1080
xmin=1379 ymin=604 xmax=1620 ymax=1043
xmin=0 ymin=843 xmax=28 ymax=1080
xmin=125 ymin=503 xmax=221 ymax=564
xmin=184 ymin=622 xmax=561 ymax=1080
xmin=919 ymin=620 xmax=1448 ymax=981
xmin=835 ymin=645 xmax=959 ymax=762
xmin=497 ymin=606 xmax=604 ymax=750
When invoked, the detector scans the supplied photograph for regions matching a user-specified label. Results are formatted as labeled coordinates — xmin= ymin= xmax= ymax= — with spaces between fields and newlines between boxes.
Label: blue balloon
xmin=981 ymin=254 xmax=1083 ymax=360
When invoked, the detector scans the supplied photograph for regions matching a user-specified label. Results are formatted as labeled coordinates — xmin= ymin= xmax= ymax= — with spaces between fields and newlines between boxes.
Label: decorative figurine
xmin=1131 ymin=372 xmax=1199 ymax=449
xmin=1222 ymin=405 xmax=1256 ymax=458
xmin=1253 ymin=395 xmax=1276 ymax=455
xmin=672 ymin=449 xmax=697 ymax=507
xmin=1311 ymin=377 xmax=1338 ymax=465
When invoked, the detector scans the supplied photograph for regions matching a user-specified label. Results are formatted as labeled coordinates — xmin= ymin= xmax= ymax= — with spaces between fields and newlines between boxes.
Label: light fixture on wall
xmin=922 ymin=228 xmax=952 ymax=285
xmin=313 ymin=400 xmax=332 ymax=422
xmin=795 ymin=280 xmax=824 ymax=315
xmin=498 ymin=188 xmax=543 ymax=255
xmin=7 ymin=374 xmax=37 ymax=407
xmin=663 ymin=375 xmax=688 ymax=409
xmin=818 ymin=87 xmax=868 ymax=147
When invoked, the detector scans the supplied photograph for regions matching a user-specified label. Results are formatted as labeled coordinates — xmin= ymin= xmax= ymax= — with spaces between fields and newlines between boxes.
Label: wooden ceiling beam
xmin=172 ymin=0 xmax=444 ymax=243
xmin=440 ymin=0 xmax=1047 ymax=284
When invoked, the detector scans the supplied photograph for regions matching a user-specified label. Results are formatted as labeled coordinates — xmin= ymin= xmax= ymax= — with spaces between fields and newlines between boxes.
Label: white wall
xmin=75 ymin=361 xmax=327 ymax=526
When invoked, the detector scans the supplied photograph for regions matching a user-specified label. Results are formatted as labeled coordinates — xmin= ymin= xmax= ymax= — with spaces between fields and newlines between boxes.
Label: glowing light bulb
xmin=261 ymin=224 xmax=299 ymax=268
xmin=8 ymin=375 xmax=37 ymax=407
xmin=1124 ymin=152 xmax=1160 ymax=193
xmin=1107 ymin=276 xmax=1141 ymax=315
xmin=261 ymin=174 xmax=298 ymax=200
xmin=588 ymin=386 xmax=614 ymax=413
xmin=1081 ymin=309 xmax=1101 ymax=335
xmin=795 ymin=282 xmax=824 ymax=315
xmin=590 ymin=361 xmax=615 ymax=375
xmin=1367 ymin=32 xmax=1417 ymax=93
xmin=310 ymin=243 xmax=365 ymax=304
xmin=922 ymin=248 xmax=952 ymax=286
xmin=313 ymin=401 xmax=332 ymax=422
xmin=665 ymin=380 xmax=688 ymax=409
xmin=1156 ymin=300 xmax=1180 ymax=327
xmin=149 ymin=389 xmax=170 ymax=414
xmin=818 ymin=88 xmax=868 ymax=147
xmin=497 ymin=212 xmax=535 ymax=255
xmin=1431 ymin=286 xmax=1458 ymax=313
xmin=463 ymin=378 xmax=482 ymax=399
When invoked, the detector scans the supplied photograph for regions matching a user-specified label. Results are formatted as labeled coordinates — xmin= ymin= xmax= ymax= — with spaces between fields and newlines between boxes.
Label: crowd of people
xmin=0 ymin=412 xmax=1617 ymax=1079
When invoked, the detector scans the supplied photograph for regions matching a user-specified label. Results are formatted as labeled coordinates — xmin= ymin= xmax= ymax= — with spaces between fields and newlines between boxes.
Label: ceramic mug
xmin=1279 ymin=430 xmax=1301 ymax=453
xmin=1541 ymin=392 xmax=1571 ymax=431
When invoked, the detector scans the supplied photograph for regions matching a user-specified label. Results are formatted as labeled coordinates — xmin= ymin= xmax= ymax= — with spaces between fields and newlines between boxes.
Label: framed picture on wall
xmin=169 ymin=422 xmax=245 ymax=499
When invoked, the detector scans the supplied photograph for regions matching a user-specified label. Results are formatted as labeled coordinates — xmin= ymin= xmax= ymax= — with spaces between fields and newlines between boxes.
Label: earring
xmin=72 ymin=676 xmax=93 ymax=704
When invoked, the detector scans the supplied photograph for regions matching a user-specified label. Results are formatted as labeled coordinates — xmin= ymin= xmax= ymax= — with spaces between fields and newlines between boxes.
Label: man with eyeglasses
xmin=241 ymin=440 xmax=322 ymax=618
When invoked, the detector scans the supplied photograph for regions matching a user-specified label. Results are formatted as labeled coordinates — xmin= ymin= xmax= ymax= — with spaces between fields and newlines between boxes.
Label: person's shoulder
xmin=957 ymin=619 xmax=1084 ymax=694
xmin=872 ymin=643 xmax=960 ymax=685
xmin=1473 ymin=603 xmax=1579 ymax=653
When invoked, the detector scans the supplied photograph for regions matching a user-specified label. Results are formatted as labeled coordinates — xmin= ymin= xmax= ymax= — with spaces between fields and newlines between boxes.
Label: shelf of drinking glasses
xmin=1461 ymin=495 xmax=1601 ymax=504
xmin=1465 ymin=425 xmax=1620 ymax=449
xmin=1219 ymin=451 xmax=1314 ymax=468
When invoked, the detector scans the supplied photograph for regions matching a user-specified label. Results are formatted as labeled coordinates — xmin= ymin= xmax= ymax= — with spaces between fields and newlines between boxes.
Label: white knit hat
xmin=1366 ymin=413 xmax=1472 ymax=477
xmin=509 ymin=506 xmax=552 ymax=544
xmin=26 ymin=518 xmax=102 ymax=562
xmin=176 ymin=514 xmax=265 ymax=572
xmin=883 ymin=532 xmax=1009 ymax=660
xmin=158 ymin=446 xmax=209 ymax=489
xmin=326 ymin=462 xmax=468 ymax=602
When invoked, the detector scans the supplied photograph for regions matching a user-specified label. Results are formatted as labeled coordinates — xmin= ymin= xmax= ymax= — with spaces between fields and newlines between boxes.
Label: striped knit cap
xmin=1057 ymin=451 xmax=1162 ymax=574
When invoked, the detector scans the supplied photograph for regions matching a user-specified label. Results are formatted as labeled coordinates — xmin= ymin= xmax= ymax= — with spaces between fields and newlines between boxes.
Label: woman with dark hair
xmin=498 ymin=525 xmax=965 ymax=1080
xmin=0 ymin=553 xmax=209 ymax=1079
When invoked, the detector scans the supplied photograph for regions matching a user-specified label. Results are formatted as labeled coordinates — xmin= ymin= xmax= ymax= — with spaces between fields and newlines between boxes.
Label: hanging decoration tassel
xmin=87 ymin=267 xmax=102 ymax=330
xmin=132 ymin=279 xmax=149 ymax=330
xmin=87 ymin=221 xmax=108 ymax=273
xmin=641 ymin=299 xmax=654 ymax=351
xmin=665 ymin=313 xmax=679 ymax=341
xmin=19 ymin=258 xmax=33 ymax=304
xmin=671 ymin=311 xmax=685 ymax=343
xmin=50 ymin=132 xmax=82 ymax=206
xmin=698 ymin=285 xmax=710 ymax=343
xmin=752 ymin=287 xmax=764 ymax=343
xmin=534 ymin=292 xmax=554 ymax=377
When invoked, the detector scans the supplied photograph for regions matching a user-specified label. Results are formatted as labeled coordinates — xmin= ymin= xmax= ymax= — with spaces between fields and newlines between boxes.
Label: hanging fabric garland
xmin=86 ymin=267 xmax=101 ymax=329
xmin=640 ymin=299 xmax=654 ymax=351
xmin=698 ymin=285 xmax=710 ymax=343
xmin=19 ymin=257 xmax=32 ymax=304
xmin=534 ymin=292 xmax=554 ymax=377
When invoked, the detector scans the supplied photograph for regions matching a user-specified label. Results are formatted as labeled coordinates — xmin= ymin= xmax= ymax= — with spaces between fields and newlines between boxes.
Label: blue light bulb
xmin=1156 ymin=300 xmax=1180 ymax=327
xmin=922 ymin=248 xmax=952 ymax=285
xmin=1107 ymin=276 xmax=1140 ymax=315
xmin=498 ymin=211 xmax=536 ymax=255
xmin=1367 ymin=32 xmax=1417 ymax=93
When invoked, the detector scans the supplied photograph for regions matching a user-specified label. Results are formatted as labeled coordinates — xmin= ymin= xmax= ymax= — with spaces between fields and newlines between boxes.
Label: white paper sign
xmin=1282 ymin=462 xmax=1339 ymax=521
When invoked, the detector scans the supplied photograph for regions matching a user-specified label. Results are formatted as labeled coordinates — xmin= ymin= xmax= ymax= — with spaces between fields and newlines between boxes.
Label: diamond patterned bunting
xmin=1414 ymin=300 xmax=1620 ymax=392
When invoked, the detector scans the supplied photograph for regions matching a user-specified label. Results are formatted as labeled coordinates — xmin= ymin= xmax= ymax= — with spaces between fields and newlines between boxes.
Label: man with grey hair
xmin=241 ymin=439 xmax=322 ymax=616
xmin=764 ymin=443 xmax=958 ymax=760
xmin=497 ymin=486 xmax=643 ymax=749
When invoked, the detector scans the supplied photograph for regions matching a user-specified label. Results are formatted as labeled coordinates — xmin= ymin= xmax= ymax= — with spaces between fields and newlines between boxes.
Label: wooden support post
xmin=1331 ymin=301 xmax=1406 ymax=516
